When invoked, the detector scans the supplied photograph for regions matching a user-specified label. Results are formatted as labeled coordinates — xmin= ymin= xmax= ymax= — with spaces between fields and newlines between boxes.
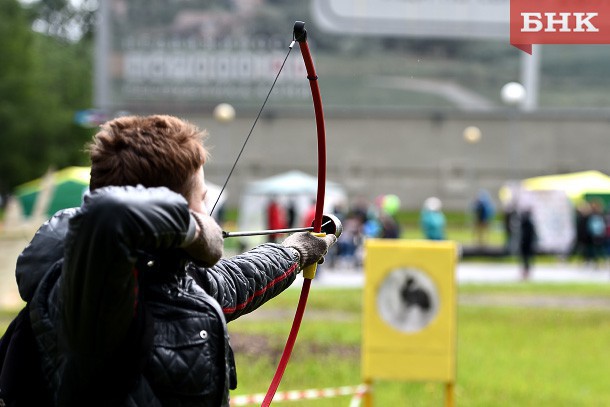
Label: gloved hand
xmin=183 ymin=210 xmax=224 ymax=267
xmin=281 ymin=232 xmax=337 ymax=270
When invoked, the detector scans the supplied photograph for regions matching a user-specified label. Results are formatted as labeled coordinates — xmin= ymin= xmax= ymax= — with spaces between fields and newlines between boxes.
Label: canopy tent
xmin=499 ymin=170 xmax=610 ymax=208
xmin=15 ymin=166 xmax=226 ymax=219
xmin=15 ymin=167 xmax=90 ymax=218
xmin=204 ymin=181 xmax=227 ymax=221
xmin=236 ymin=171 xmax=348 ymax=249
xmin=521 ymin=170 xmax=610 ymax=203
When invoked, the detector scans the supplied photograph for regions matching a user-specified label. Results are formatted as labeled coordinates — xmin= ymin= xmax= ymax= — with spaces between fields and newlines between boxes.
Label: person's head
xmin=590 ymin=199 xmax=604 ymax=213
xmin=88 ymin=115 xmax=209 ymax=209
xmin=423 ymin=197 xmax=442 ymax=212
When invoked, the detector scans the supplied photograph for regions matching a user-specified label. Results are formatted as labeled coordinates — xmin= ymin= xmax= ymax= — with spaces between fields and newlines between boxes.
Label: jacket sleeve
xmin=188 ymin=244 xmax=300 ymax=322
xmin=16 ymin=207 xmax=77 ymax=303
xmin=60 ymin=186 xmax=196 ymax=391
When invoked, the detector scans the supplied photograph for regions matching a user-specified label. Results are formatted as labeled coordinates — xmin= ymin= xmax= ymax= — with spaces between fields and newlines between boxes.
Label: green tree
xmin=0 ymin=0 xmax=93 ymax=201
xmin=23 ymin=0 xmax=99 ymax=41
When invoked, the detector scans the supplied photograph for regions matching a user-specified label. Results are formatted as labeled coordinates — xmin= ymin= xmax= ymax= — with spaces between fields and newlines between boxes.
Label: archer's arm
xmin=189 ymin=244 xmax=300 ymax=322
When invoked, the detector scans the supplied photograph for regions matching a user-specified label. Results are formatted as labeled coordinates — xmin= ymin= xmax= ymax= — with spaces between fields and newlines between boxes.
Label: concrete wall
xmin=187 ymin=108 xmax=610 ymax=211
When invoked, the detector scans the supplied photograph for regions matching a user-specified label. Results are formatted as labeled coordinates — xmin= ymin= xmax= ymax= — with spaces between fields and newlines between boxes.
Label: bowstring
xmin=210 ymin=41 xmax=296 ymax=216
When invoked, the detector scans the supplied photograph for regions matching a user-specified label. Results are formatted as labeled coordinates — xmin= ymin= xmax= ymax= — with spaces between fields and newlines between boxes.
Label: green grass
xmin=227 ymin=287 xmax=610 ymax=406
xmin=459 ymin=283 xmax=610 ymax=296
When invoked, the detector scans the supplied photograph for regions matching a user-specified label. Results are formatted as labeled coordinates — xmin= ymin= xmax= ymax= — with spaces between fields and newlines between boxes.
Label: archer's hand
xmin=281 ymin=232 xmax=337 ymax=270
xmin=184 ymin=210 xmax=224 ymax=267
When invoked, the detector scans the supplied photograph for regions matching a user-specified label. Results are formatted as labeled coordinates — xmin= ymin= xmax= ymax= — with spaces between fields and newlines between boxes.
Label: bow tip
xmin=293 ymin=21 xmax=307 ymax=42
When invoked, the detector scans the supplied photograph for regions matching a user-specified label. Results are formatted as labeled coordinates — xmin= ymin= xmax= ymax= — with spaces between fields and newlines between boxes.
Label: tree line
xmin=0 ymin=0 xmax=95 ymax=203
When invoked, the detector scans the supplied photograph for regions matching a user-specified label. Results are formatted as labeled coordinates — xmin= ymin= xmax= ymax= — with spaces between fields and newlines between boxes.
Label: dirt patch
xmin=229 ymin=332 xmax=359 ymax=360
xmin=237 ymin=309 xmax=358 ymax=322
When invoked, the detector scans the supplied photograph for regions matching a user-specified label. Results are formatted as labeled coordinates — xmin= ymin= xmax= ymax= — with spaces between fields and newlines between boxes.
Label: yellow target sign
xmin=362 ymin=239 xmax=458 ymax=383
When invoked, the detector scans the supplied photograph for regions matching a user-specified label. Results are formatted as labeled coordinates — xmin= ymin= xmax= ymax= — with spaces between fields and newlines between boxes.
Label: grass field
xmin=2 ymin=285 xmax=609 ymax=405
xmin=1 ymin=213 xmax=601 ymax=406
xmin=227 ymin=286 xmax=610 ymax=406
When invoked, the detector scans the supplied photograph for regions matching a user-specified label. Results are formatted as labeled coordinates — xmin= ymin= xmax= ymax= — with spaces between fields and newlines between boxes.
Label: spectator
xmin=379 ymin=194 xmax=401 ymax=239
xmin=286 ymin=199 xmax=297 ymax=228
xmin=267 ymin=196 xmax=287 ymax=242
xmin=519 ymin=208 xmax=537 ymax=280
xmin=420 ymin=197 xmax=446 ymax=240
xmin=301 ymin=198 xmax=317 ymax=228
xmin=585 ymin=199 xmax=606 ymax=267
xmin=503 ymin=201 xmax=519 ymax=254
xmin=572 ymin=200 xmax=591 ymax=262
xmin=472 ymin=189 xmax=495 ymax=247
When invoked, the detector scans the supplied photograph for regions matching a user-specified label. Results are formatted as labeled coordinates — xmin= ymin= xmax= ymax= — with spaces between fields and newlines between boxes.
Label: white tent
xmin=236 ymin=171 xmax=347 ymax=248
xmin=203 ymin=181 xmax=226 ymax=221
xmin=500 ymin=182 xmax=575 ymax=255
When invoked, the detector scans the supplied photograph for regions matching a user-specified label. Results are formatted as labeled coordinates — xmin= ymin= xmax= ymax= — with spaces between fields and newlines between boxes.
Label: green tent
xmin=15 ymin=166 xmax=90 ymax=217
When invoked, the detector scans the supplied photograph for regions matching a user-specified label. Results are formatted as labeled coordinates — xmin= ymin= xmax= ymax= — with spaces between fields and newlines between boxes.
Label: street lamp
xmin=501 ymin=82 xmax=526 ymax=181
xmin=211 ymin=103 xmax=236 ymax=221
xmin=463 ymin=125 xmax=482 ymax=201
xmin=213 ymin=103 xmax=236 ymax=123
xmin=501 ymin=82 xmax=526 ymax=107
xmin=463 ymin=126 xmax=482 ymax=144
xmin=500 ymin=82 xmax=526 ymax=255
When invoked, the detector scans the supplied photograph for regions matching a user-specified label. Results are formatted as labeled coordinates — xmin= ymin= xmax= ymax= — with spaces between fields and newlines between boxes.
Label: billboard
xmin=94 ymin=0 xmax=547 ymax=113
xmin=312 ymin=0 xmax=509 ymax=38
xmin=99 ymin=0 xmax=309 ymax=112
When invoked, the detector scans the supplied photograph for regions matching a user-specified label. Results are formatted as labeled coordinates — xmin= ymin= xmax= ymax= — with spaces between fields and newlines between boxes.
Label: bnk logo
xmin=510 ymin=0 xmax=610 ymax=53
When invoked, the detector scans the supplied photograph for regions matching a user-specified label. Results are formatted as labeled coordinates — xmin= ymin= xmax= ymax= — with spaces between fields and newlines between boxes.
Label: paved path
xmin=3 ymin=237 xmax=610 ymax=311
xmin=299 ymin=261 xmax=610 ymax=289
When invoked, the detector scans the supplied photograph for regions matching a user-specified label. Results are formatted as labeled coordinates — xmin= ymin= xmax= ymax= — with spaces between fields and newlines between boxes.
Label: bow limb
xmin=295 ymin=20 xmax=327 ymax=280
xmin=298 ymin=29 xmax=326 ymax=233
xmin=261 ymin=21 xmax=326 ymax=407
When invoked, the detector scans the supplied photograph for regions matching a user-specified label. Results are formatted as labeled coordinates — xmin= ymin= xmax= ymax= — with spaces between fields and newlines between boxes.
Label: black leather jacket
xmin=16 ymin=186 xmax=299 ymax=406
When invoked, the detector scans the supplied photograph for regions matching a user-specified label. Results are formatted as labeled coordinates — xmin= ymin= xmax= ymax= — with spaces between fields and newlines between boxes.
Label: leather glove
xmin=183 ymin=210 xmax=224 ymax=267
xmin=281 ymin=232 xmax=337 ymax=270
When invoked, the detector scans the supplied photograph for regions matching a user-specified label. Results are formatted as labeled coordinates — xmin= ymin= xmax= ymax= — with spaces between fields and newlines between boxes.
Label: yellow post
xmin=445 ymin=382 xmax=455 ymax=407
xmin=362 ymin=379 xmax=374 ymax=407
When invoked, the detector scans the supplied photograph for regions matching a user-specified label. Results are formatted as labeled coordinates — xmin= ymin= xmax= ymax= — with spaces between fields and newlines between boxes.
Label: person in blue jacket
xmin=420 ymin=197 xmax=446 ymax=240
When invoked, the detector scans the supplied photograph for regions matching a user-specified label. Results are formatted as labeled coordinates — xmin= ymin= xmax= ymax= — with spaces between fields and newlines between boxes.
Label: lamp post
xmin=501 ymin=82 xmax=526 ymax=255
xmin=463 ymin=125 xmax=481 ymax=188
xmin=463 ymin=125 xmax=482 ymax=226
xmin=501 ymin=82 xmax=526 ymax=181
xmin=211 ymin=103 xmax=236 ymax=221
xmin=213 ymin=102 xmax=237 ymax=167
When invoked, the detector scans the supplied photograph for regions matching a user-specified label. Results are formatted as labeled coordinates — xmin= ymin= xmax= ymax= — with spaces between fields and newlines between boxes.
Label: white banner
xmin=312 ymin=0 xmax=509 ymax=38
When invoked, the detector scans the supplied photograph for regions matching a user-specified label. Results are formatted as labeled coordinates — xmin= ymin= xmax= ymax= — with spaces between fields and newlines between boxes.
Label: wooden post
xmin=362 ymin=380 xmax=373 ymax=407
xmin=445 ymin=382 xmax=455 ymax=407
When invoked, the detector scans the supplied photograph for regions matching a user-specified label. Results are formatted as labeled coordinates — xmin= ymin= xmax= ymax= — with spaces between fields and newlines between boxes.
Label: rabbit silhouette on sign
xmin=400 ymin=277 xmax=430 ymax=311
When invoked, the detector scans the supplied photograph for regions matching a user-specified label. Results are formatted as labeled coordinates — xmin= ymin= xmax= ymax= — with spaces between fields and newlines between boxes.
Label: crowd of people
xmin=261 ymin=194 xmax=405 ymax=270
xmin=262 ymin=188 xmax=610 ymax=280
xmin=502 ymin=197 xmax=610 ymax=277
